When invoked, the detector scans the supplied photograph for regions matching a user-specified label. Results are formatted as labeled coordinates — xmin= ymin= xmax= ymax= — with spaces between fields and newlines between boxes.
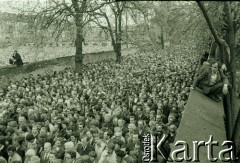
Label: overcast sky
xmin=0 ymin=0 xmax=48 ymax=13
xmin=0 ymin=0 xmax=144 ymax=26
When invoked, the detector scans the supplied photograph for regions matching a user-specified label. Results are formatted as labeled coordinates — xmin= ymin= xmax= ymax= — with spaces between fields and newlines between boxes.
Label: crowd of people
xmin=0 ymin=47 xmax=198 ymax=163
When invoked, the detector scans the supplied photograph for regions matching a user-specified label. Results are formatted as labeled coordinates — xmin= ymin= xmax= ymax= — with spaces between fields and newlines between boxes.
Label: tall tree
xmin=71 ymin=0 xmax=87 ymax=75
xmin=22 ymin=0 xmax=109 ymax=75
xmin=91 ymin=0 xmax=126 ymax=64
xmin=197 ymin=2 xmax=238 ymax=147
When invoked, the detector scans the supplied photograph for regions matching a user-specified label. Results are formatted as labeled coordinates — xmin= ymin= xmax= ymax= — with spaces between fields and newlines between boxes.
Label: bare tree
xmin=23 ymin=0 xmax=109 ymax=75
xmin=197 ymin=2 xmax=238 ymax=150
xmin=91 ymin=1 xmax=126 ymax=64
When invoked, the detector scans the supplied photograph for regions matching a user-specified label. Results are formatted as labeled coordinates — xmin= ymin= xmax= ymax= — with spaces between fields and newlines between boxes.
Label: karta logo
xmin=142 ymin=134 xmax=239 ymax=162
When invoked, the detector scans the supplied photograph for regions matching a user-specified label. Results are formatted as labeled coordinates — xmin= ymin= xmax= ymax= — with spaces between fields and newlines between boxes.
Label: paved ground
xmin=168 ymin=90 xmax=227 ymax=163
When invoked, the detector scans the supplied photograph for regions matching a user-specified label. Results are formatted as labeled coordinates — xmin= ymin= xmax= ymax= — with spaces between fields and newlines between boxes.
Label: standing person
xmin=40 ymin=142 xmax=52 ymax=163
xmin=98 ymin=143 xmax=117 ymax=163
xmin=7 ymin=145 xmax=22 ymax=163
xmin=9 ymin=50 xmax=23 ymax=67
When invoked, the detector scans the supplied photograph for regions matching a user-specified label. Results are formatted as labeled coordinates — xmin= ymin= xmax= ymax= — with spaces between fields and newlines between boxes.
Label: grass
xmin=0 ymin=47 xmax=137 ymax=89
xmin=0 ymin=45 xmax=119 ymax=66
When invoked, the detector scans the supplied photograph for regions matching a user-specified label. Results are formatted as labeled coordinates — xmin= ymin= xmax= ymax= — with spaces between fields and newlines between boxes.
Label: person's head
xmin=66 ymin=128 xmax=73 ymax=136
xmin=64 ymin=142 xmax=75 ymax=152
xmin=48 ymin=152 xmax=56 ymax=162
xmin=25 ymin=148 xmax=36 ymax=157
xmin=156 ymin=124 xmax=163 ymax=132
xmin=136 ymin=107 xmax=142 ymax=114
xmin=128 ymin=124 xmax=136 ymax=133
xmin=104 ymin=114 xmax=111 ymax=123
xmin=81 ymin=136 xmax=89 ymax=146
xmin=169 ymin=124 xmax=177 ymax=133
xmin=30 ymin=156 xmax=40 ymax=163
xmin=129 ymin=116 xmax=135 ymax=124
xmin=77 ymin=123 xmax=84 ymax=130
xmin=12 ymin=136 xmax=24 ymax=146
xmin=31 ymin=125 xmax=38 ymax=135
xmin=202 ymin=61 xmax=210 ymax=67
xmin=103 ymin=131 xmax=112 ymax=141
xmin=86 ymin=130 xmax=93 ymax=139
xmin=138 ymin=120 xmax=144 ymax=129
xmin=132 ymin=133 xmax=139 ymax=143
xmin=94 ymin=134 xmax=103 ymax=145
xmin=39 ymin=127 xmax=47 ymax=136
xmin=7 ymin=145 xmax=16 ymax=157
xmin=132 ymin=105 xmax=137 ymax=112
xmin=168 ymin=115 xmax=176 ymax=124
xmin=149 ymin=121 xmax=156 ymax=130
xmin=26 ymin=133 xmax=35 ymax=143
xmin=117 ymin=118 xmax=124 ymax=127
xmin=18 ymin=116 xmax=26 ymax=126
xmin=107 ymin=143 xmax=115 ymax=155
xmin=114 ymin=127 xmax=123 ymax=137
xmin=44 ymin=142 xmax=52 ymax=152
xmin=211 ymin=62 xmax=219 ymax=73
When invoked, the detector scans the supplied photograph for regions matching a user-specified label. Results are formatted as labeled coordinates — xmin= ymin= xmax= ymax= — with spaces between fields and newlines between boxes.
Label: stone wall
xmin=0 ymin=47 xmax=137 ymax=89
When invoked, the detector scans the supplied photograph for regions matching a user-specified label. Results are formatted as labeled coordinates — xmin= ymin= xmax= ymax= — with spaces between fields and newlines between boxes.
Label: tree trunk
xmin=125 ymin=11 xmax=128 ymax=48
xmin=72 ymin=0 xmax=86 ymax=76
xmin=196 ymin=2 xmax=224 ymax=46
xmin=115 ymin=6 xmax=122 ymax=64
xmin=197 ymin=1 xmax=235 ymax=140
xmin=115 ymin=42 xmax=121 ymax=64
xmin=161 ymin=25 xmax=164 ymax=49
xmin=225 ymin=2 xmax=239 ymax=160
xmin=225 ymin=1 xmax=237 ymax=144
xmin=75 ymin=27 xmax=83 ymax=75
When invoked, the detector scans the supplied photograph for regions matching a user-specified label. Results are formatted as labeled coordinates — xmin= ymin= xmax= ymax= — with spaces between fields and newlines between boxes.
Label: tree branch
xmin=196 ymin=1 xmax=223 ymax=45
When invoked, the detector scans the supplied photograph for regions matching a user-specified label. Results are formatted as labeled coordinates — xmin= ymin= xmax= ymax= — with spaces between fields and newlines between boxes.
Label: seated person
xmin=9 ymin=50 xmax=23 ymax=67
xmin=196 ymin=61 xmax=210 ymax=76
xmin=191 ymin=59 xmax=230 ymax=102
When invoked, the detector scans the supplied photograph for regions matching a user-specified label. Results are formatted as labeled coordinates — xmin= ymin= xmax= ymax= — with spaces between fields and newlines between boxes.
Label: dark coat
xmin=76 ymin=143 xmax=95 ymax=156
xmin=193 ymin=67 xmax=228 ymax=94
xmin=40 ymin=151 xmax=50 ymax=163
xmin=13 ymin=53 xmax=23 ymax=66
